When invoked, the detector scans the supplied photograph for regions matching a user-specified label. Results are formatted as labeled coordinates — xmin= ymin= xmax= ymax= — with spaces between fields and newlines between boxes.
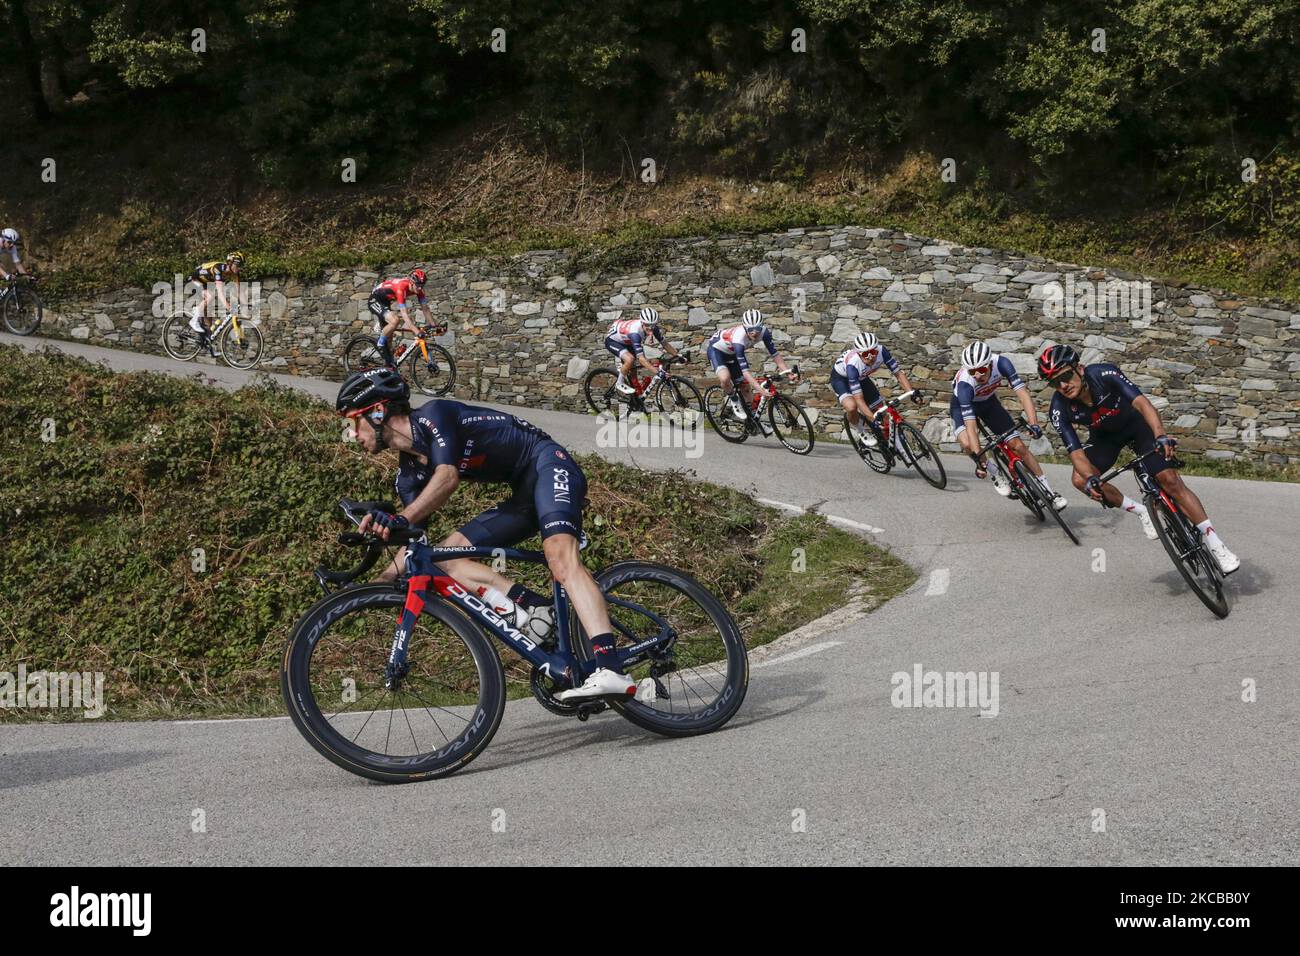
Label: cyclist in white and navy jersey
xmin=951 ymin=340 xmax=1066 ymax=510
xmin=604 ymin=307 xmax=683 ymax=394
xmin=831 ymin=331 xmax=925 ymax=449
xmin=0 ymin=228 xmax=30 ymax=281
xmin=707 ymin=309 xmax=798 ymax=434
xmin=1040 ymin=344 xmax=1239 ymax=573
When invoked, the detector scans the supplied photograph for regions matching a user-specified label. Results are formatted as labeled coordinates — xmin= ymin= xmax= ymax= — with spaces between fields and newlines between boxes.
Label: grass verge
xmin=0 ymin=344 xmax=912 ymax=721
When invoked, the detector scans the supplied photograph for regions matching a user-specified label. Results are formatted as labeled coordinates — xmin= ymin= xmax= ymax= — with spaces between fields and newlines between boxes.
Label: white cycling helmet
xmin=853 ymin=332 xmax=879 ymax=352
xmin=741 ymin=308 xmax=764 ymax=329
xmin=639 ymin=307 xmax=660 ymax=325
xmin=0 ymin=228 xmax=18 ymax=244
xmin=961 ymin=341 xmax=992 ymax=370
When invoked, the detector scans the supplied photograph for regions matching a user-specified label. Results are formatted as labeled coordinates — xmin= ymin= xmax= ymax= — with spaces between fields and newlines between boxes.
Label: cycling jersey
xmin=371 ymin=277 xmax=426 ymax=308
xmin=1 ymin=243 xmax=20 ymax=265
xmin=395 ymin=400 xmax=585 ymax=544
xmin=950 ymin=354 xmax=1024 ymax=423
xmin=832 ymin=347 xmax=900 ymax=387
xmin=1048 ymin=363 xmax=1148 ymax=454
xmin=605 ymin=318 xmax=665 ymax=357
xmin=192 ymin=261 xmax=234 ymax=286
xmin=708 ymin=325 xmax=776 ymax=372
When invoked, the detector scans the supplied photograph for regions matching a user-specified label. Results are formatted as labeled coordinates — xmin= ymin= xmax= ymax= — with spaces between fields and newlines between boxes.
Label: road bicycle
xmin=161 ymin=308 xmax=265 ymax=368
xmin=0 ymin=275 xmax=43 ymax=335
xmin=583 ymin=348 xmax=704 ymax=422
xmin=844 ymin=389 xmax=946 ymax=489
xmin=343 ymin=322 xmax=456 ymax=397
xmin=281 ymin=498 xmax=749 ymax=782
xmin=975 ymin=415 xmax=1080 ymax=545
xmin=704 ymin=367 xmax=815 ymax=455
xmin=1095 ymin=447 xmax=1229 ymax=618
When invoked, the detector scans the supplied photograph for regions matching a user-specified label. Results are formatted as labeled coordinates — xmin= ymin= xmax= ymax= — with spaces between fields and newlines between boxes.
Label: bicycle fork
xmin=385 ymin=574 xmax=433 ymax=689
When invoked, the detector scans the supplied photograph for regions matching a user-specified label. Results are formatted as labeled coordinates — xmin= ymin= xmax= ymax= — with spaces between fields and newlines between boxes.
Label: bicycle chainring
xmin=530 ymin=665 xmax=580 ymax=717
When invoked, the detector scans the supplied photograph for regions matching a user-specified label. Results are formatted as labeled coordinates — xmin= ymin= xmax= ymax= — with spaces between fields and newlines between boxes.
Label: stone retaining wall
xmin=40 ymin=226 xmax=1300 ymax=462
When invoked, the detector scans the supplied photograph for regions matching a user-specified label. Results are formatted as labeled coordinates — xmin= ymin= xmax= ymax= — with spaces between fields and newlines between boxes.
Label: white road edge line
xmin=753 ymin=641 xmax=844 ymax=669
xmin=756 ymin=498 xmax=884 ymax=534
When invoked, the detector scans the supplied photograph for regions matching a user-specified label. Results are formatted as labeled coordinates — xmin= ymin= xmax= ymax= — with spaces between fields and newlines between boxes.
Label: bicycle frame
xmin=387 ymin=542 xmax=671 ymax=691
xmin=977 ymin=419 xmax=1032 ymax=491
xmin=392 ymin=327 xmax=447 ymax=369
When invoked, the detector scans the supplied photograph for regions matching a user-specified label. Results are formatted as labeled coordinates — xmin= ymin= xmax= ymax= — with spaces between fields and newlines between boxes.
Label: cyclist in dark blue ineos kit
xmin=1039 ymin=344 xmax=1240 ymax=574
xmin=335 ymin=368 xmax=635 ymax=701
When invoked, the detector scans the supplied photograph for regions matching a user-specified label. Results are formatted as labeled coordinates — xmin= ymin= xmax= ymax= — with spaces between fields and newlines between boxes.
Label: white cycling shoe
xmin=856 ymin=427 xmax=879 ymax=448
xmin=991 ymin=472 xmax=1013 ymax=497
xmin=728 ymin=398 xmax=745 ymax=418
xmin=1137 ymin=510 xmax=1159 ymax=540
xmin=1207 ymin=540 xmax=1240 ymax=575
xmin=557 ymin=667 xmax=637 ymax=702
xmin=1049 ymin=492 xmax=1068 ymax=512
xmin=614 ymin=379 xmax=636 ymax=395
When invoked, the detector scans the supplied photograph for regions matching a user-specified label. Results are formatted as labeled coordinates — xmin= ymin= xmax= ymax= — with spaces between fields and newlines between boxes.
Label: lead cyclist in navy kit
xmin=334 ymin=368 xmax=636 ymax=701
xmin=1039 ymin=344 xmax=1239 ymax=574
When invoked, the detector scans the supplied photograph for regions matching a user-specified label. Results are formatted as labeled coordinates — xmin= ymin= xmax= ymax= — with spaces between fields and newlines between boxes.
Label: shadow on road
xmin=0 ymin=746 xmax=167 ymax=789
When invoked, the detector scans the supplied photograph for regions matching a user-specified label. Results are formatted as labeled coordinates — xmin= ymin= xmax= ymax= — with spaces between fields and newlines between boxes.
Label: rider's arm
xmin=1132 ymin=394 xmax=1170 ymax=445
xmin=211 ymin=279 xmax=230 ymax=313
xmin=629 ymin=333 xmax=658 ymax=373
xmin=399 ymin=463 xmax=461 ymax=527
xmin=1012 ymin=385 xmax=1040 ymax=428
xmin=956 ymin=382 xmax=980 ymax=448
xmin=658 ymin=328 xmax=680 ymax=358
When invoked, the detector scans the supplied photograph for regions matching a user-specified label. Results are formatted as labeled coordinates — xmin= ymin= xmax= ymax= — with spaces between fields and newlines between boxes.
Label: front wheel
xmin=409 ymin=343 xmax=457 ymax=396
xmin=161 ymin=312 xmax=203 ymax=361
xmin=768 ymin=394 xmax=815 ymax=455
xmin=1010 ymin=456 xmax=1045 ymax=520
xmin=281 ymin=584 xmax=507 ymax=782
xmin=219 ymin=320 xmax=265 ymax=369
xmin=652 ymin=376 xmax=705 ymax=427
xmin=1 ymin=284 xmax=43 ymax=335
xmin=1150 ymin=495 xmax=1229 ymax=618
xmin=895 ymin=422 xmax=947 ymax=489
xmin=577 ymin=561 xmax=748 ymax=736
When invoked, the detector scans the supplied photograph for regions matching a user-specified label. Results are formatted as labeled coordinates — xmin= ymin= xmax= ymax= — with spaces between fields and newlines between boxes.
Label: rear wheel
xmin=343 ymin=335 xmax=385 ymax=373
xmin=1 ymin=283 xmax=42 ymax=335
xmin=769 ymin=394 xmax=815 ymax=455
xmin=583 ymin=368 xmax=622 ymax=414
xmin=1150 ymin=495 xmax=1229 ymax=618
xmin=1009 ymin=456 xmax=1045 ymax=520
xmin=845 ymin=415 xmax=891 ymax=474
xmin=576 ymin=562 xmax=748 ymax=736
xmin=895 ymin=422 xmax=947 ymax=489
xmin=703 ymin=386 xmax=749 ymax=443
xmin=161 ymin=313 xmax=203 ymax=361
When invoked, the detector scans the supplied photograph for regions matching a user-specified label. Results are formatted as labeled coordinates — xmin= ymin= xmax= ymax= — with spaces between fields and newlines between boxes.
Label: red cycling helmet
xmin=409 ymin=269 xmax=427 ymax=286
xmin=1038 ymin=343 xmax=1080 ymax=380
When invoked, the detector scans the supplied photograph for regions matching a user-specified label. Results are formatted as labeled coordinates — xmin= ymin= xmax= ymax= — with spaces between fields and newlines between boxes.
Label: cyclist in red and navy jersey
xmin=335 ymin=368 xmax=635 ymax=701
xmin=951 ymin=340 xmax=1066 ymax=510
xmin=707 ymin=308 xmax=798 ymax=435
xmin=605 ymin=307 xmax=683 ymax=394
xmin=831 ymin=331 xmax=925 ymax=449
xmin=369 ymin=269 xmax=434 ymax=366
xmin=1040 ymin=344 xmax=1239 ymax=573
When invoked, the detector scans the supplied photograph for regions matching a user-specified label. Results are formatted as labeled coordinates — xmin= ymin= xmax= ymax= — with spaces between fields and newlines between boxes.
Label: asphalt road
xmin=3 ymin=333 xmax=1297 ymax=865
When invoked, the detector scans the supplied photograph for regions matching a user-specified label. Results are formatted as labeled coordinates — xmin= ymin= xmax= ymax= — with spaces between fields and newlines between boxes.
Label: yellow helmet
xmin=226 ymin=250 xmax=245 ymax=264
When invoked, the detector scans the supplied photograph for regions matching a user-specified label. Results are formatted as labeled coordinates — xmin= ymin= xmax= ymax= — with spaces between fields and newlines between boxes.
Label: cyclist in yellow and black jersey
xmin=188 ymin=251 xmax=245 ymax=341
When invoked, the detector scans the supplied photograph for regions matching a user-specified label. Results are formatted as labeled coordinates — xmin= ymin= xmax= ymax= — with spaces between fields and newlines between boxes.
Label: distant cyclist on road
xmin=604 ymin=306 xmax=683 ymax=394
xmin=334 ymin=367 xmax=636 ymax=702
xmin=707 ymin=308 xmax=799 ymax=436
xmin=369 ymin=269 xmax=435 ymax=367
xmin=1039 ymin=344 xmax=1239 ymax=573
xmin=188 ymin=251 xmax=245 ymax=346
xmin=951 ymin=340 xmax=1067 ymax=510
xmin=0 ymin=228 xmax=31 ymax=282
xmin=831 ymin=331 xmax=925 ymax=449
